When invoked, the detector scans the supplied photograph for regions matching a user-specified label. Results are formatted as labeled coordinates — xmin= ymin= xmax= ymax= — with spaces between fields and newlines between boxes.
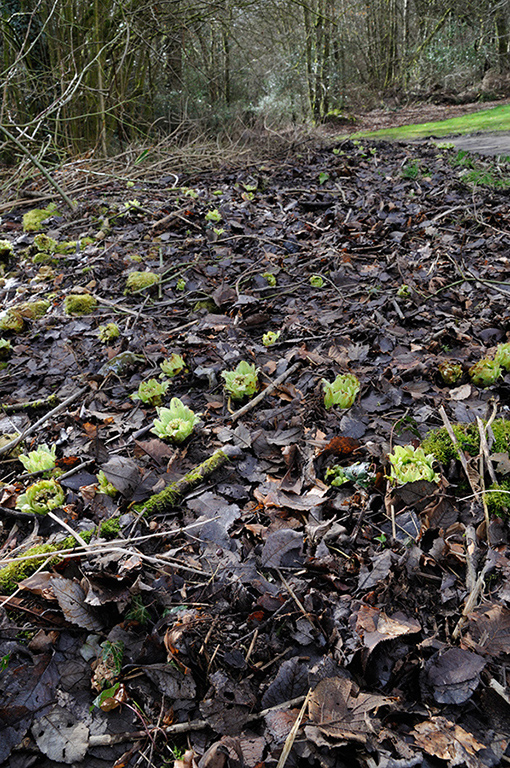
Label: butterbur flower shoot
xmin=322 ymin=373 xmax=360 ymax=410
xmin=131 ymin=379 xmax=169 ymax=407
xmin=262 ymin=331 xmax=281 ymax=347
xmin=97 ymin=471 xmax=118 ymax=497
xmin=495 ymin=343 xmax=510 ymax=371
xmin=438 ymin=361 xmax=462 ymax=386
xmin=221 ymin=361 xmax=259 ymax=400
xmin=151 ymin=398 xmax=201 ymax=442
xmin=16 ymin=478 xmax=65 ymax=514
xmin=19 ymin=444 xmax=56 ymax=474
xmin=469 ymin=359 xmax=502 ymax=387
xmin=388 ymin=445 xmax=439 ymax=485
xmin=160 ymin=353 xmax=186 ymax=377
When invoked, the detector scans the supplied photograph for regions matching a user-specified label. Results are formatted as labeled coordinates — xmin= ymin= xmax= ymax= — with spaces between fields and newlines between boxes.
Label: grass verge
xmin=347 ymin=103 xmax=510 ymax=140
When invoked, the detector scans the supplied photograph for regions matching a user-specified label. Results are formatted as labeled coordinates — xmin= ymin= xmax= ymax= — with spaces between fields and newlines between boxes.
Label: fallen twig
xmin=452 ymin=545 xmax=497 ymax=640
xmin=0 ymin=518 xmax=220 ymax=570
xmin=230 ymin=361 xmax=302 ymax=423
xmin=276 ymin=690 xmax=312 ymax=768
xmin=0 ymin=386 xmax=89 ymax=458
xmin=88 ymin=694 xmax=308 ymax=746
xmin=0 ymin=124 xmax=76 ymax=210
xmin=438 ymin=406 xmax=479 ymax=498
xmin=476 ymin=410 xmax=497 ymax=534
xmin=151 ymin=206 xmax=192 ymax=230
xmin=0 ymin=393 xmax=60 ymax=413
xmin=135 ymin=444 xmax=242 ymax=515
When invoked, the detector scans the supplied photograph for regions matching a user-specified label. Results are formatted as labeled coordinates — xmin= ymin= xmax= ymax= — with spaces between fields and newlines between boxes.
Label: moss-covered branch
xmin=1 ymin=393 xmax=60 ymax=413
xmin=135 ymin=445 xmax=242 ymax=516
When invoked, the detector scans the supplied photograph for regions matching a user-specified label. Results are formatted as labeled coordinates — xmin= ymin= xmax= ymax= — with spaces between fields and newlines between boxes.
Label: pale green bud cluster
xmin=388 ymin=445 xmax=439 ymax=485
xmin=221 ymin=361 xmax=259 ymax=400
xmin=19 ymin=444 xmax=56 ymax=474
xmin=322 ymin=373 xmax=360 ymax=410
xmin=151 ymin=397 xmax=201 ymax=442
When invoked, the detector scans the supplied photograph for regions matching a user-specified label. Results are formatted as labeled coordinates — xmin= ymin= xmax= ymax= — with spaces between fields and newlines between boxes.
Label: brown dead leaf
xmin=134 ymin=438 xmax=176 ymax=464
xmin=18 ymin=571 xmax=58 ymax=600
xmin=355 ymin=607 xmax=421 ymax=650
xmin=421 ymin=647 xmax=485 ymax=704
xmin=49 ymin=576 xmax=103 ymax=631
xmin=462 ymin=603 xmax=510 ymax=658
xmin=200 ymin=671 xmax=256 ymax=735
xmin=411 ymin=716 xmax=485 ymax=760
xmin=307 ymin=676 xmax=392 ymax=742
xmin=264 ymin=709 xmax=299 ymax=744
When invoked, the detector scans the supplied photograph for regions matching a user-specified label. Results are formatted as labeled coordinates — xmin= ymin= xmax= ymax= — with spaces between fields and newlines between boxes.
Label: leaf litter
xmin=1 ymin=136 xmax=510 ymax=767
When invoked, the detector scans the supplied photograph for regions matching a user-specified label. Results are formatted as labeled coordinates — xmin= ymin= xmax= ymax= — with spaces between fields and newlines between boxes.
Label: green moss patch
xmin=485 ymin=480 xmax=510 ymax=517
xmin=125 ymin=271 xmax=159 ymax=293
xmin=64 ymin=294 xmax=98 ymax=315
xmin=99 ymin=516 xmax=121 ymax=539
xmin=22 ymin=204 xmax=59 ymax=233
xmin=17 ymin=300 xmax=50 ymax=319
xmin=0 ymin=543 xmax=61 ymax=594
xmin=422 ymin=419 xmax=510 ymax=465
xmin=0 ymin=310 xmax=24 ymax=333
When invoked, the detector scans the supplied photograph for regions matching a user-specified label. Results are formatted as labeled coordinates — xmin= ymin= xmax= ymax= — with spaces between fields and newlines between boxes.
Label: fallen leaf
xmin=421 ymin=647 xmax=485 ymax=704
xmin=50 ymin=577 xmax=103 ymax=631
xmin=31 ymin=705 xmax=89 ymax=763
xmin=411 ymin=716 xmax=484 ymax=760
xmin=261 ymin=656 xmax=309 ymax=708
xmin=308 ymin=676 xmax=392 ymax=742
xmin=260 ymin=529 xmax=304 ymax=569
xmin=463 ymin=603 xmax=510 ymax=658
xmin=449 ymin=383 xmax=471 ymax=400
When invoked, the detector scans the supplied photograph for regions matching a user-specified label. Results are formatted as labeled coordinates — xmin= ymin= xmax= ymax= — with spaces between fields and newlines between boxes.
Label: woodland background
xmin=2 ymin=0 xmax=510 ymax=160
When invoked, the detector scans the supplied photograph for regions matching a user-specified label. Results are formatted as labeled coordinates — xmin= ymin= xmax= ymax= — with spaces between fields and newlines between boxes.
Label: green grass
xmin=347 ymin=103 xmax=510 ymax=140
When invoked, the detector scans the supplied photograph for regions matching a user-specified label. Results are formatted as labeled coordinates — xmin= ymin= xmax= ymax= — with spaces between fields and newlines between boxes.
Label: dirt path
xmin=445 ymin=130 xmax=510 ymax=156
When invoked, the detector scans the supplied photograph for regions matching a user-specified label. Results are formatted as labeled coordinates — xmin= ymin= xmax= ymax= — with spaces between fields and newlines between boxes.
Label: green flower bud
xmin=322 ymin=373 xmax=360 ymax=409
xmin=438 ymin=362 xmax=462 ymax=386
xmin=131 ymin=379 xmax=169 ymax=407
xmin=262 ymin=331 xmax=281 ymax=347
xmin=151 ymin=398 xmax=201 ymax=442
xmin=221 ymin=361 xmax=259 ymax=400
xmin=388 ymin=445 xmax=439 ymax=485
xmin=17 ymin=478 xmax=65 ymax=514
xmin=160 ymin=353 xmax=185 ymax=378
xmin=19 ymin=444 xmax=56 ymax=474
xmin=469 ymin=359 xmax=502 ymax=387
xmin=495 ymin=343 xmax=510 ymax=372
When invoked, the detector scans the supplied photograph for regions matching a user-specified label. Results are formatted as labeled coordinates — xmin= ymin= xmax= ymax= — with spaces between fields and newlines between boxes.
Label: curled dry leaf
xmin=307 ymin=676 xmax=392 ymax=743
xmin=411 ymin=716 xmax=485 ymax=761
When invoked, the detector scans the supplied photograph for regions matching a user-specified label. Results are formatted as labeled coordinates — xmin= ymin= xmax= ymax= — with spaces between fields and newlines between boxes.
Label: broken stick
xmin=135 ymin=444 xmax=242 ymax=515
xmin=230 ymin=360 xmax=301 ymax=423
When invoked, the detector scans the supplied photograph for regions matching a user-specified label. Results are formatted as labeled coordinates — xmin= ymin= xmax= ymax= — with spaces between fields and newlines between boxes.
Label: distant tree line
xmin=0 ymin=0 xmax=509 ymax=155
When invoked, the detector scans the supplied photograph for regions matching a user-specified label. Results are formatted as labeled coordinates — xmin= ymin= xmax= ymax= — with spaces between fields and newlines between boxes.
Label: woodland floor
xmin=1 ymin=118 xmax=510 ymax=768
